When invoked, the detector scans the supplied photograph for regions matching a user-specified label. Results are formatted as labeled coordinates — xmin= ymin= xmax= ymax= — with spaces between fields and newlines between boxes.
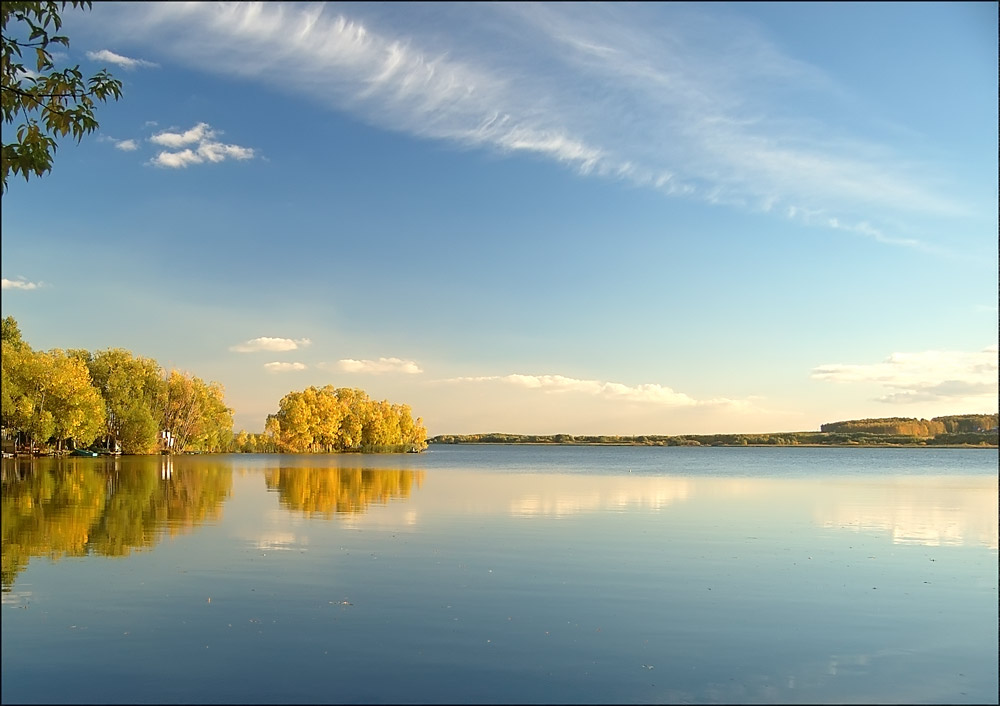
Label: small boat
xmin=70 ymin=449 xmax=99 ymax=457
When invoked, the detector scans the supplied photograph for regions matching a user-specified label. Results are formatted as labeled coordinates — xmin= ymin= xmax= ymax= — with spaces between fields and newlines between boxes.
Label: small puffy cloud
xmin=1 ymin=277 xmax=42 ymax=290
xmin=99 ymin=135 xmax=139 ymax=151
xmin=86 ymin=49 xmax=158 ymax=69
xmin=151 ymin=143 xmax=254 ymax=168
xmin=149 ymin=122 xmax=255 ymax=168
xmin=150 ymin=149 xmax=202 ymax=168
xmin=230 ymin=337 xmax=311 ymax=353
xmin=150 ymin=123 xmax=215 ymax=148
xmin=335 ymin=358 xmax=423 ymax=374
xmin=811 ymin=346 xmax=999 ymax=404
xmin=196 ymin=141 xmax=254 ymax=162
xmin=264 ymin=362 xmax=307 ymax=373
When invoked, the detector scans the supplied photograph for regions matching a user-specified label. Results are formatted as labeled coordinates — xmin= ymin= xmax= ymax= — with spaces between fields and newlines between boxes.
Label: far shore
xmin=426 ymin=441 xmax=997 ymax=449
xmin=426 ymin=428 xmax=998 ymax=448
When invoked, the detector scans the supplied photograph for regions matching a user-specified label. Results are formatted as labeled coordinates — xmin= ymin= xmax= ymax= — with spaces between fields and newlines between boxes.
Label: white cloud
xmin=150 ymin=122 xmax=215 ymax=148
xmin=811 ymin=346 xmax=999 ymax=405
xmin=85 ymin=2 xmax=975 ymax=247
xmin=230 ymin=336 xmax=311 ymax=353
xmin=822 ymin=216 xmax=935 ymax=252
xmin=197 ymin=141 xmax=254 ymax=162
xmin=98 ymin=135 xmax=140 ymax=151
xmin=445 ymin=372 xmax=745 ymax=408
xmin=86 ymin=49 xmax=158 ymax=69
xmin=334 ymin=357 xmax=423 ymax=374
xmin=1 ymin=277 xmax=42 ymax=290
xmin=150 ymin=149 xmax=201 ymax=168
xmin=149 ymin=122 xmax=255 ymax=168
xmin=264 ymin=361 xmax=307 ymax=373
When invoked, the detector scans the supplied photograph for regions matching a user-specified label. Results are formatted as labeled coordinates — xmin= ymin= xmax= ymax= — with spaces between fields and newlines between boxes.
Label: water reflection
xmin=813 ymin=477 xmax=999 ymax=549
xmin=264 ymin=467 xmax=424 ymax=517
xmin=1 ymin=456 xmax=232 ymax=591
xmin=2 ymin=459 xmax=427 ymax=590
xmin=500 ymin=474 xmax=997 ymax=548
xmin=2 ymin=451 xmax=996 ymax=704
xmin=509 ymin=476 xmax=692 ymax=516
xmin=3 ymin=458 xmax=995 ymax=596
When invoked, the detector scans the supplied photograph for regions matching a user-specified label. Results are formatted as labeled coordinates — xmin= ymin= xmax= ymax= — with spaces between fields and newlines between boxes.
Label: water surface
xmin=2 ymin=446 xmax=997 ymax=704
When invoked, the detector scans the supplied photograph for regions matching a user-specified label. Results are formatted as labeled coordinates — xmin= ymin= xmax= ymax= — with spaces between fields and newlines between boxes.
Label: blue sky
xmin=2 ymin=1 xmax=997 ymax=435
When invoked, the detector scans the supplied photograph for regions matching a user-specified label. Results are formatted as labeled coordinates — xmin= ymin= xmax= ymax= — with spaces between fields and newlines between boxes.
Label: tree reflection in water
xmin=2 ymin=459 xmax=425 ymax=590
xmin=264 ymin=467 xmax=424 ymax=517
xmin=1 ymin=456 xmax=232 ymax=591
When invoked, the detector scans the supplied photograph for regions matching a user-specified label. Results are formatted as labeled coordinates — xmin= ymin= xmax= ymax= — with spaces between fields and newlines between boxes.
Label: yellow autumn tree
xmin=267 ymin=386 xmax=427 ymax=453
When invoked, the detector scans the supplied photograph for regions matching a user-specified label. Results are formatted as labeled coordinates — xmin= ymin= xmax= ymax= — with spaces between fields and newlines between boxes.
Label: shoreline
xmin=426 ymin=441 xmax=997 ymax=449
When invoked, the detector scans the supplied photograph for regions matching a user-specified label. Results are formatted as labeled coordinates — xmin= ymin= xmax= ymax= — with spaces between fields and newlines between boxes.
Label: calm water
xmin=2 ymin=446 xmax=997 ymax=704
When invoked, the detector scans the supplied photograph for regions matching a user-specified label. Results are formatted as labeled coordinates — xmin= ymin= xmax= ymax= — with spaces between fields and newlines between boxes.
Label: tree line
xmin=1 ymin=317 xmax=428 ymax=455
xmin=430 ymin=421 xmax=999 ymax=447
xmin=820 ymin=415 xmax=998 ymax=436
xmin=2 ymin=317 xmax=233 ymax=454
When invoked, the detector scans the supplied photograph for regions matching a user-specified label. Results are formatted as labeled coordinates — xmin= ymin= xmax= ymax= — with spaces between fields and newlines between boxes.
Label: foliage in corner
xmin=1 ymin=1 xmax=122 ymax=193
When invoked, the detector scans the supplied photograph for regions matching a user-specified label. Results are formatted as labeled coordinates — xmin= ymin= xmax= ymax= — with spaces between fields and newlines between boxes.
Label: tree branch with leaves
xmin=1 ymin=1 xmax=122 ymax=193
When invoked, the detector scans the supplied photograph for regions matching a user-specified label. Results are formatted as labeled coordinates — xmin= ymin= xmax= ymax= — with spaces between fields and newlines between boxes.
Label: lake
xmin=2 ymin=446 xmax=997 ymax=704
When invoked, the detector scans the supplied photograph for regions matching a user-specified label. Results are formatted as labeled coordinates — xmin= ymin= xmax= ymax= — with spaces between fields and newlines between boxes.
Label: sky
xmin=2 ymin=1 xmax=997 ymax=436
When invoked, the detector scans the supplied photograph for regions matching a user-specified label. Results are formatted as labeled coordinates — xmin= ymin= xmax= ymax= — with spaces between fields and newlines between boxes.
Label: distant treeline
xmin=430 ymin=415 xmax=1000 ymax=448
xmin=820 ymin=414 xmax=998 ymax=436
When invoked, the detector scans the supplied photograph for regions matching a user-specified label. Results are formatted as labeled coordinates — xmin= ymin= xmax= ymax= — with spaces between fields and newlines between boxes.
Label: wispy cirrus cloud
xmin=82 ymin=1 xmax=973 ymax=248
xmin=331 ymin=358 xmax=423 ymax=375
xmin=811 ymin=346 xmax=999 ymax=405
xmin=264 ymin=361 xmax=307 ymax=373
xmin=230 ymin=336 xmax=311 ymax=353
xmin=149 ymin=122 xmax=255 ymax=168
xmin=1 ymin=277 xmax=43 ymax=290
xmin=445 ymin=373 xmax=746 ymax=408
xmin=86 ymin=48 xmax=158 ymax=69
